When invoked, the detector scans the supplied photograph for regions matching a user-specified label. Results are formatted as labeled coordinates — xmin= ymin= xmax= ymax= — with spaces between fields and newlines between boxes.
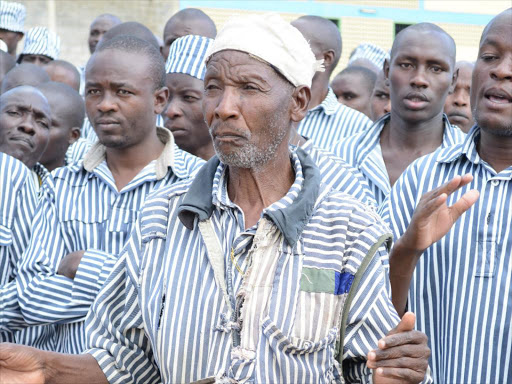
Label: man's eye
xmin=184 ymin=95 xmax=198 ymax=101
xmin=481 ymin=54 xmax=498 ymax=62
xmin=86 ymin=89 xmax=100 ymax=95
xmin=118 ymin=89 xmax=132 ymax=95
xmin=6 ymin=110 xmax=20 ymax=116
xmin=243 ymin=84 xmax=259 ymax=91
xmin=377 ymin=93 xmax=389 ymax=100
xmin=431 ymin=66 xmax=443 ymax=73
xmin=399 ymin=63 xmax=412 ymax=69
xmin=38 ymin=121 xmax=49 ymax=129
xmin=205 ymin=84 xmax=220 ymax=91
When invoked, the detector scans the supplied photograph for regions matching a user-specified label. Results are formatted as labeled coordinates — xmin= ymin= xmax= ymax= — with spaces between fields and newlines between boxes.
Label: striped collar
xmin=178 ymin=148 xmax=320 ymax=248
xmin=83 ymin=126 xmax=182 ymax=180
xmin=308 ymin=88 xmax=339 ymax=116
xmin=437 ymin=125 xmax=512 ymax=179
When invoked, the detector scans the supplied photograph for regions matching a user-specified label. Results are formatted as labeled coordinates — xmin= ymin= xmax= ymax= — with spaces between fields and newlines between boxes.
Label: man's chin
xmin=478 ymin=115 xmax=512 ymax=137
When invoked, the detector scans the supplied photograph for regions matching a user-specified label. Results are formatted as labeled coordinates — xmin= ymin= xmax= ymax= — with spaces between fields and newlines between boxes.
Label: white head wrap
xmin=205 ymin=13 xmax=324 ymax=88
xmin=0 ymin=39 xmax=7 ymax=52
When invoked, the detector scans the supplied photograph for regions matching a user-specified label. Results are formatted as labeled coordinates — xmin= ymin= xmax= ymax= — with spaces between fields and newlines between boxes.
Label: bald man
xmin=332 ymin=23 xmax=465 ymax=205
xmin=444 ymin=61 xmax=475 ymax=132
xmin=331 ymin=66 xmax=377 ymax=118
xmin=44 ymin=60 xmax=81 ymax=92
xmin=161 ymin=8 xmax=216 ymax=61
xmin=0 ymin=63 xmax=50 ymax=94
xmin=0 ymin=50 xmax=15 ymax=90
xmin=37 ymin=82 xmax=87 ymax=171
xmin=369 ymin=70 xmax=391 ymax=121
xmin=88 ymin=13 xmax=121 ymax=54
xmin=292 ymin=16 xmax=373 ymax=149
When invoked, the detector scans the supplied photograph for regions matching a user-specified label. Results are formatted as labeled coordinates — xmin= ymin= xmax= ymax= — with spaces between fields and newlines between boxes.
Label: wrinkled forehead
xmin=0 ymin=89 xmax=51 ymax=116
xmin=206 ymin=50 xmax=281 ymax=82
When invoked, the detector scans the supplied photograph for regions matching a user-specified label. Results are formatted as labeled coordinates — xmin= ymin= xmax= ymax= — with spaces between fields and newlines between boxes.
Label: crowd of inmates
xmin=0 ymin=1 xmax=510 ymax=383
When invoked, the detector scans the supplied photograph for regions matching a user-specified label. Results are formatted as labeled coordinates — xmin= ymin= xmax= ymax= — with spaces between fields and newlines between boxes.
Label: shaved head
xmin=100 ymin=21 xmax=160 ymax=51
xmin=44 ymin=60 xmax=81 ymax=91
xmin=162 ymin=8 xmax=216 ymax=61
xmin=1 ymin=63 xmax=50 ymax=94
xmin=91 ymin=13 xmax=121 ymax=27
xmin=291 ymin=15 xmax=342 ymax=75
xmin=480 ymin=8 xmax=512 ymax=44
xmin=0 ymin=51 xmax=16 ymax=90
xmin=391 ymin=23 xmax=456 ymax=68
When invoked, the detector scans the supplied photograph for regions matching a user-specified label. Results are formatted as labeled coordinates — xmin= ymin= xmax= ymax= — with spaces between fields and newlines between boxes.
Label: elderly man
xmin=291 ymin=16 xmax=373 ymax=149
xmin=331 ymin=65 xmax=377 ymax=118
xmin=4 ymin=35 xmax=204 ymax=354
xmin=0 ymin=1 xmax=25 ymax=56
xmin=444 ymin=61 xmax=475 ymax=133
xmin=161 ymin=8 xmax=216 ymax=61
xmin=162 ymin=34 xmax=215 ymax=160
xmin=332 ymin=23 xmax=466 ymax=205
xmin=17 ymin=27 xmax=60 ymax=66
xmin=0 ymin=14 xmax=430 ymax=383
xmin=380 ymin=8 xmax=512 ymax=382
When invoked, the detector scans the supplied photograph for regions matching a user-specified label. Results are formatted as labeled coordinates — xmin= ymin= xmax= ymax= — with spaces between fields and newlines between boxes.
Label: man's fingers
xmin=383 ymin=312 xmax=415 ymax=338
xmin=368 ymin=343 xmax=430 ymax=362
xmin=367 ymin=355 xmax=429 ymax=370
xmin=449 ymin=189 xmax=480 ymax=219
xmin=373 ymin=367 xmax=426 ymax=383
xmin=425 ymin=174 xmax=474 ymax=201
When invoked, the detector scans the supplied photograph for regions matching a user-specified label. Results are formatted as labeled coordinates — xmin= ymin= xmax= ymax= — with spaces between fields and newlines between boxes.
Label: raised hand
xmin=367 ymin=312 xmax=430 ymax=383
xmin=0 ymin=343 xmax=45 ymax=384
xmin=398 ymin=174 xmax=479 ymax=254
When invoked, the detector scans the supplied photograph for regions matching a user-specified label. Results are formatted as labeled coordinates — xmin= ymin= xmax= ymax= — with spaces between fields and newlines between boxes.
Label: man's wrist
xmin=390 ymin=237 xmax=423 ymax=275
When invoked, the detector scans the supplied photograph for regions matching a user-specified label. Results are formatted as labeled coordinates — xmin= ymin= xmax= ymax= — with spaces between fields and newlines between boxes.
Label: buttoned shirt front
xmin=0 ymin=153 xmax=37 ymax=342
xmin=85 ymin=150 xmax=401 ymax=383
xmin=12 ymin=127 xmax=205 ymax=353
xmin=331 ymin=113 xmax=466 ymax=206
xmin=297 ymin=88 xmax=372 ymax=150
xmin=380 ymin=126 xmax=512 ymax=383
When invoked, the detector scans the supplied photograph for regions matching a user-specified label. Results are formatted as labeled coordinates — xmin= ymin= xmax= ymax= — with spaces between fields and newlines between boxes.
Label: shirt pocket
xmin=474 ymin=240 xmax=497 ymax=277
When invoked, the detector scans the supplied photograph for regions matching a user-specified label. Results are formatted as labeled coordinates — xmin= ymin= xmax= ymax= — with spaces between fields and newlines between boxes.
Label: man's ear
xmin=449 ymin=68 xmax=459 ymax=94
xmin=323 ymin=49 xmax=336 ymax=72
xmin=154 ymin=86 xmax=170 ymax=115
xmin=383 ymin=58 xmax=390 ymax=80
xmin=69 ymin=127 xmax=80 ymax=144
xmin=290 ymin=85 xmax=311 ymax=122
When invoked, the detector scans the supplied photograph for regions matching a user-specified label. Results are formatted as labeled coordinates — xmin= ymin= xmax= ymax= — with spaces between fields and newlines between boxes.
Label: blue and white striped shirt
xmin=331 ymin=113 xmax=466 ymax=206
xmin=297 ymin=88 xmax=373 ymax=150
xmin=0 ymin=153 xmax=37 ymax=343
xmin=296 ymin=139 xmax=376 ymax=206
xmin=380 ymin=125 xmax=512 ymax=383
xmin=65 ymin=138 xmax=91 ymax=166
xmin=85 ymin=150 xmax=402 ymax=383
xmin=13 ymin=127 xmax=205 ymax=354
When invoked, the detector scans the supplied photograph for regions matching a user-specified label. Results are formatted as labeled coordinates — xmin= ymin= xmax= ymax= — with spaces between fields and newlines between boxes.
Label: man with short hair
xmin=0 ymin=49 xmax=15 ymax=89
xmin=8 ymin=35 xmax=204 ymax=354
xmin=381 ymin=8 xmax=512 ymax=382
xmin=44 ymin=60 xmax=81 ymax=92
xmin=0 ymin=14 xmax=430 ymax=384
xmin=0 ymin=1 xmax=25 ymax=57
xmin=163 ymin=34 xmax=215 ymax=160
xmin=331 ymin=66 xmax=377 ymax=118
xmin=292 ymin=16 xmax=373 ymax=150
xmin=444 ymin=61 xmax=475 ymax=133
xmin=87 ymin=13 xmax=121 ymax=55
xmin=37 ymin=82 xmax=88 ymax=171
xmin=161 ymin=8 xmax=216 ymax=61
xmin=332 ymin=23 xmax=466 ymax=205
xmin=18 ymin=27 xmax=60 ymax=66
xmin=0 ymin=63 xmax=50 ymax=94
xmin=369 ymin=70 xmax=391 ymax=122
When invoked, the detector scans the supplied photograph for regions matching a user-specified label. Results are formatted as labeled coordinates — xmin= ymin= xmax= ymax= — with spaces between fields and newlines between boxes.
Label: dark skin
xmin=56 ymin=49 xmax=168 ymax=280
xmin=38 ymin=89 xmax=81 ymax=172
xmin=0 ymin=28 xmax=23 ymax=56
xmin=291 ymin=17 xmax=339 ymax=108
xmin=0 ymin=86 xmax=51 ymax=168
xmin=331 ymin=71 xmax=373 ymax=117
xmin=20 ymin=54 xmax=53 ymax=67
xmin=444 ymin=61 xmax=475 ymax=133
xmin=162 ymin=73 xmax=215 ymax=160
xmin=44 ymin=62 xmax=81 ymax=92
xmin=381 ymin=27 xmax=457 ymax=187
xmin=0 ymin=49 xmax=429 ymax=384
xmin=161 ymin=12 xmax=216 ymax=61
xmin=88 ymin=15 xmax=121 ymax=54
xmin=370 ymin=70 xmax=391 ymax=121
xmin=388 ymin=10 xmax=512 ymax=316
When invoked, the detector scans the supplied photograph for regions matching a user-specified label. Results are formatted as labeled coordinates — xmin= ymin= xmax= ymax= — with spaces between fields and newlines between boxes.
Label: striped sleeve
xmin=0 ymin=159 xmax=37 ymax=335
xmin=15 ymin=177 xmax=105 ymax=326
xmin=342 ymin=224 xmax=400 ymax=382
xmin=84 ymin=218 xmax=161 ymax=384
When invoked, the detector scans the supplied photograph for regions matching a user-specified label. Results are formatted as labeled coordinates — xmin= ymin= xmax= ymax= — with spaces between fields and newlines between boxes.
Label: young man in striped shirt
xmin=3 ymin=35 xmax=204 ymax=354
xmin=291 ymin=16 xmax=373 ymax=150
xmin=332 ymin=23 xmax=466 ymax=206
xmin=382 ymin=8 xmax=512 ymax=382
xmin=0 ymin=14 xmax=430 ymax=384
